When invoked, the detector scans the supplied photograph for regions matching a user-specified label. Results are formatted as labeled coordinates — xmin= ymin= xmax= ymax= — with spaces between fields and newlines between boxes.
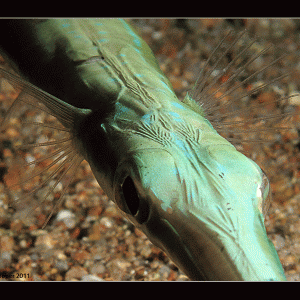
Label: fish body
xmin=0 ymin=19 xmax=287 ymax=280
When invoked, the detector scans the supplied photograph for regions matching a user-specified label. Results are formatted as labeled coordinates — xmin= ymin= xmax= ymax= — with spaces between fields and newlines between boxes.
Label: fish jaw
xmin=141 ymin=204 xmax=287 ymax=281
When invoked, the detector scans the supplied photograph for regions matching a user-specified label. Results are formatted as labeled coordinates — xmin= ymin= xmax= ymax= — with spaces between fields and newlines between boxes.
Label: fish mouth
xmin=143 ymin=209 xmax=242 ymax=281
xmin=142 ymin=205 xmax=286 ymax=281
xmin=165 ymin=215 xmax=242 ymax=281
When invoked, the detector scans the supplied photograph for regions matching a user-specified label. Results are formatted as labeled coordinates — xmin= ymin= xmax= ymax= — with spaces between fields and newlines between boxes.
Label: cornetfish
xmin=0 ymin=19 xmax=288 ymax=280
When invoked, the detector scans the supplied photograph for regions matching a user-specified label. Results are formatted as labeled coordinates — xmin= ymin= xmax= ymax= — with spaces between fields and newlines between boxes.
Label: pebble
xmin=0 ymin=235 xmax=15 ymax=252
xmin=106 ymin=259 xmax=132 ymax=281
xmin=65 ymin=266 xmax=88 ymax=281
xmin=0 ymin=251 xmax=12 ymax=268
xmin=287 ymin=273 xmax=300 ymax=281
xmin=158 ymin=265 xmax=172 ymax=280
xmin=55 ymin=260 xmax=69 ymax=272
xmin=71 ymin=249 xmax=91 ymax=264
xmin=81 ymin=274 xmax=105 ymax=281
xmin=90 ymin=262 xmax=106 ymax=275
xmin=55 ymin=209 xmax=76 ymax=229
xmin=272 ymin=234 xmax=286 ymax=251
xmin=35 ymin=233 xmax=56 ymax=249
xmin=289 ymin=92 xmax=300 ymax=106
xmin=88 ymin=222 xmax=103 ymax=241
xmin=176 ymin=274 xmax=190 ymax=281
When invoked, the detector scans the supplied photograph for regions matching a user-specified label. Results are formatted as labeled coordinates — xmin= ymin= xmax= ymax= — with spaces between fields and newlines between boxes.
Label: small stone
xmin=272 ymin=234 xmax=285 ymax=251
xmin=55 ymin=209 xmax=76 ymax=229
xmin=284 ymin=255 xmax=297 ymax=270
xmin=19 ymin=239 xmax=28 ymax=249
xmin=39 ymin=261 xmax=52 ymax=273
xmin=99 ymin=216 xmax=113 ymax=228
xmin=71 ymin=249 xmax=91 ymax=264
xmin=0 ymin=251 xmax=12 ymax=268
xmin=289 ymin=92 xmax=300 ymax=106
xmin=107 ymin=259 xmax=131 ymax=281
xmin=90 ymin=262 xmax=106 ymax=275
xmin=54 ymin=274 xmax=64 ymax=281
xmin=18 ymin=254 xmax=31 ymax=265
xmin=88 ymin=223 xmax=102 ymax=241
xmin=158 ymin=265 xmax=171 ymax=280
xmin=35 ymin=234 xmax=56 ymax=249
xmin=140 ymin=245 xmax=152 ymax=258
xmin=32 ymin=274 xmax=43 ymax=281
xmin=87 ymin=206 xmax=103 ymax=217
xmin=10 ymin=219 xmax=23 ymax=233
xmin=176 ymin=274 xmax=190 ymax=281
xmin=81 ymin=274 xmax=105 ymax=281
xmin=0 ymin=235 xmax=15 ymax=252
xmin=70 ymin=227 xmax=81 ymax=239
xmin=54 ymin=250 xmax=67 ymax=260
xmin=65 ymin=266 xmax=88 ymax=281
xmin=55 ymin=260 xmax=69 ymax=272
xmin=103 ymin=204 xmax=119 ymax=217
xmin=287 ymin=273 xmax=300 ymax=281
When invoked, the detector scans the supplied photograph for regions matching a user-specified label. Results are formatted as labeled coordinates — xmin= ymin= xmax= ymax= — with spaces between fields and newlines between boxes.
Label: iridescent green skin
xmin=0 ymin=19 xmax=286 ymax=280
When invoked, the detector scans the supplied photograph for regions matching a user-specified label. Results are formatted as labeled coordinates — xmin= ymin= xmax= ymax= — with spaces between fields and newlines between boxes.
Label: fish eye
xmin=122 ymin=176 xmax=140 ymax=216
xmin=116 ymin=175 xmax=150 ymax=224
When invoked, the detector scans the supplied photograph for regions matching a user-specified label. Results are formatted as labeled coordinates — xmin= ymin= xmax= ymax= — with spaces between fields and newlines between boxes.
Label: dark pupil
xmin=122 ymin=176 xmax=140 ymax=215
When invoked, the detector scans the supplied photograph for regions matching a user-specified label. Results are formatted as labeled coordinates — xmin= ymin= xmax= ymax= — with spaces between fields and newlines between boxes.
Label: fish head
xmin=112 ymin=134 xmax=286 ymax=281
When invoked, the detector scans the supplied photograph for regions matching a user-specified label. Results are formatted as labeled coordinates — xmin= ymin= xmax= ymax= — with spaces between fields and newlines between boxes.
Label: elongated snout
xmin=143 ymin=204 xmax=286 ymax=281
